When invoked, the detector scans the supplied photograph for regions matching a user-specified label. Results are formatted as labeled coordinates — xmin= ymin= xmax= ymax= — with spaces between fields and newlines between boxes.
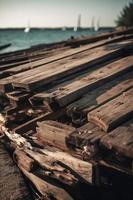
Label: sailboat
xmin=74 ymin=26 xmax=78 ymax=32
xmin=74 ymin=14 xmax=81 ymax=32
xmin=24 ymin=21 xmax=30 ymax=33
xmin=62 ymin=26 xmax=66 ymax=31
xmin=94 ymin=18 xmax=100 ymax=32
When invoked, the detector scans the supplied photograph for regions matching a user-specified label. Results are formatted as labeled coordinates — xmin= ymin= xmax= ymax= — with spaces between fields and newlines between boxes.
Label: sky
xmin=0 ymin=0 xmax=131 ymax=28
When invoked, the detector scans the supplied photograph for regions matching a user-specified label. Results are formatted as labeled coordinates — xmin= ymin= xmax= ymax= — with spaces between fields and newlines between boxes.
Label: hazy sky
xmin=0 ymin=0 xmax=131 ymax=28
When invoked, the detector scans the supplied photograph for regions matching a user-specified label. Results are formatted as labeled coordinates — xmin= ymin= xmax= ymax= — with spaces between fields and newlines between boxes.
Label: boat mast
xmin=77 ymin=14 xmax=81 ymax=30
xmin=91 ymin=17 xmax=95 ymax=31
xmin=74 ymin=14 xmax=81 ymax=32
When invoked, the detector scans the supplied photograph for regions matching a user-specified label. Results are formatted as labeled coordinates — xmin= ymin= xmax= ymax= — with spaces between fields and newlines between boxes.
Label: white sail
xmin=74 ymin=26 xmax=78 ymax=32
xmin=94 ymin=18 xmax=100 ymax=32
xmin=24 ymin=21 xmax=30 ymax=33
xmin=62 ymin=27 xmax=66 ymax=31
xmin=74 ymin=14 xmax=81 ymax=32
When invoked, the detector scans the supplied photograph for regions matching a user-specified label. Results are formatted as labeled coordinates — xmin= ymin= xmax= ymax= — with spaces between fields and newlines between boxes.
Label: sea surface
xmin=0 ymin=28 xmax=113 ymax=53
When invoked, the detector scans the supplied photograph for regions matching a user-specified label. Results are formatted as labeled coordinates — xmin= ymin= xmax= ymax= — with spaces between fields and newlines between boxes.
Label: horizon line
xmin=0 ymin=26 xmax=115 ymax=29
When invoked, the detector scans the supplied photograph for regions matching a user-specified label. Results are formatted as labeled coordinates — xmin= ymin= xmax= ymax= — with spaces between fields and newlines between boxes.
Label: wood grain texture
xmin=68 ymin=122 xmax=105 ymax=157
xmin=88 ymin=88 xmax=133 ymax=132
xmin=67 ymin=72 xmax=133 ymax=120
xmin=100 ymin=119 xmax=133 ymax=159
xmin=21 ymin=167 xmax=73 ymax=200
xmin=39 ymin=55 xmax=133 ymax=108
xmin=12 ymin=45 xmax=124 ymax=91
xmin=37 ymin=120 xmax=76 ymax=150
xmin=2 ymin=35 xmax=128 ymax=74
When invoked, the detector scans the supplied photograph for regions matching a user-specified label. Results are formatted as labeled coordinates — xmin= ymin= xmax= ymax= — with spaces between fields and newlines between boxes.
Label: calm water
xmin=0 ymin=28 xmax=112 ymax=53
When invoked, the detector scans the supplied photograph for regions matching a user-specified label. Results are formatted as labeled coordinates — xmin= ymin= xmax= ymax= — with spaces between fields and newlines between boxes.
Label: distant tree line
xmin=116 ymin=1 xmax=133 ymax=27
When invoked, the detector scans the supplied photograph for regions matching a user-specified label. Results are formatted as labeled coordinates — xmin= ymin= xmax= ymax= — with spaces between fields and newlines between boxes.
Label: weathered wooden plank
xmin=6 ymin=90 xmax=30 ymax=102
xmin=0 ymin=48 xmax=105 ymax=92
xmin=68 ymin=122 xmax=105 ymax=158
xmin=13 ymin=108 xmax=66 ymax=135
xmin=1 ymin=46 xmax=69 ymax=73
xmin=3 ymin=125 xmax=93 ymax=185
xmin=39 ymin=55 xmax=133 ymax=108
xmin=0 ymin=27 xmax=132 ymax=63
xmin=65 ymin=27 xmax=133 ymax=46
xmin=0 ymin=39 xmax=64 ymax=60
xmin=0 ymin=47 xmax=69 ymax=72
xmin=0 ymin=44 xmax=67 ymax=66
xmin=37 ymin=120 xmax=76 ymax=150
xmin=39 ymin=147 xmax=93 ymax=184
xmin=88 ymin=88 xmax=133 ymax=132
xmin=15 ymin=148 xmax=78 ymax=188
xmin=4 ymin=105 xmax=43 ymax=130
xmin=14 ymin=148 xmax=35 ymax=172
xmin=0 ymin=59 xmax=32 ymax=71
xmin=20 ymin=167 xmax=73 ymax=200
xmin=0 ymin=75 xmax=16 ymax=92
xmin=0 ymin=47 xmax=70 ymax=82
xmin=0 ymin=42 xmax=132 ymax=93
xmin=67 ymin=72 xmax=133 ymax=123
xmin=0 ymin=32 xmax=131 ymax=67
xmin=2 ymin=35 xmax=130 ymax=75
xmin=12 ymin=44 xmax=128 ymax=91
xmin=3 ymin=126 xmax=92 ymax=198
xmin=100 ymin=119 xmax=133 ymax=159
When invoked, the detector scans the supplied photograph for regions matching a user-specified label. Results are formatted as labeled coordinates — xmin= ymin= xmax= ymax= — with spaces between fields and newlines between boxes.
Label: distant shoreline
xmin=0 ymin=27 xmax=115 ymax=31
